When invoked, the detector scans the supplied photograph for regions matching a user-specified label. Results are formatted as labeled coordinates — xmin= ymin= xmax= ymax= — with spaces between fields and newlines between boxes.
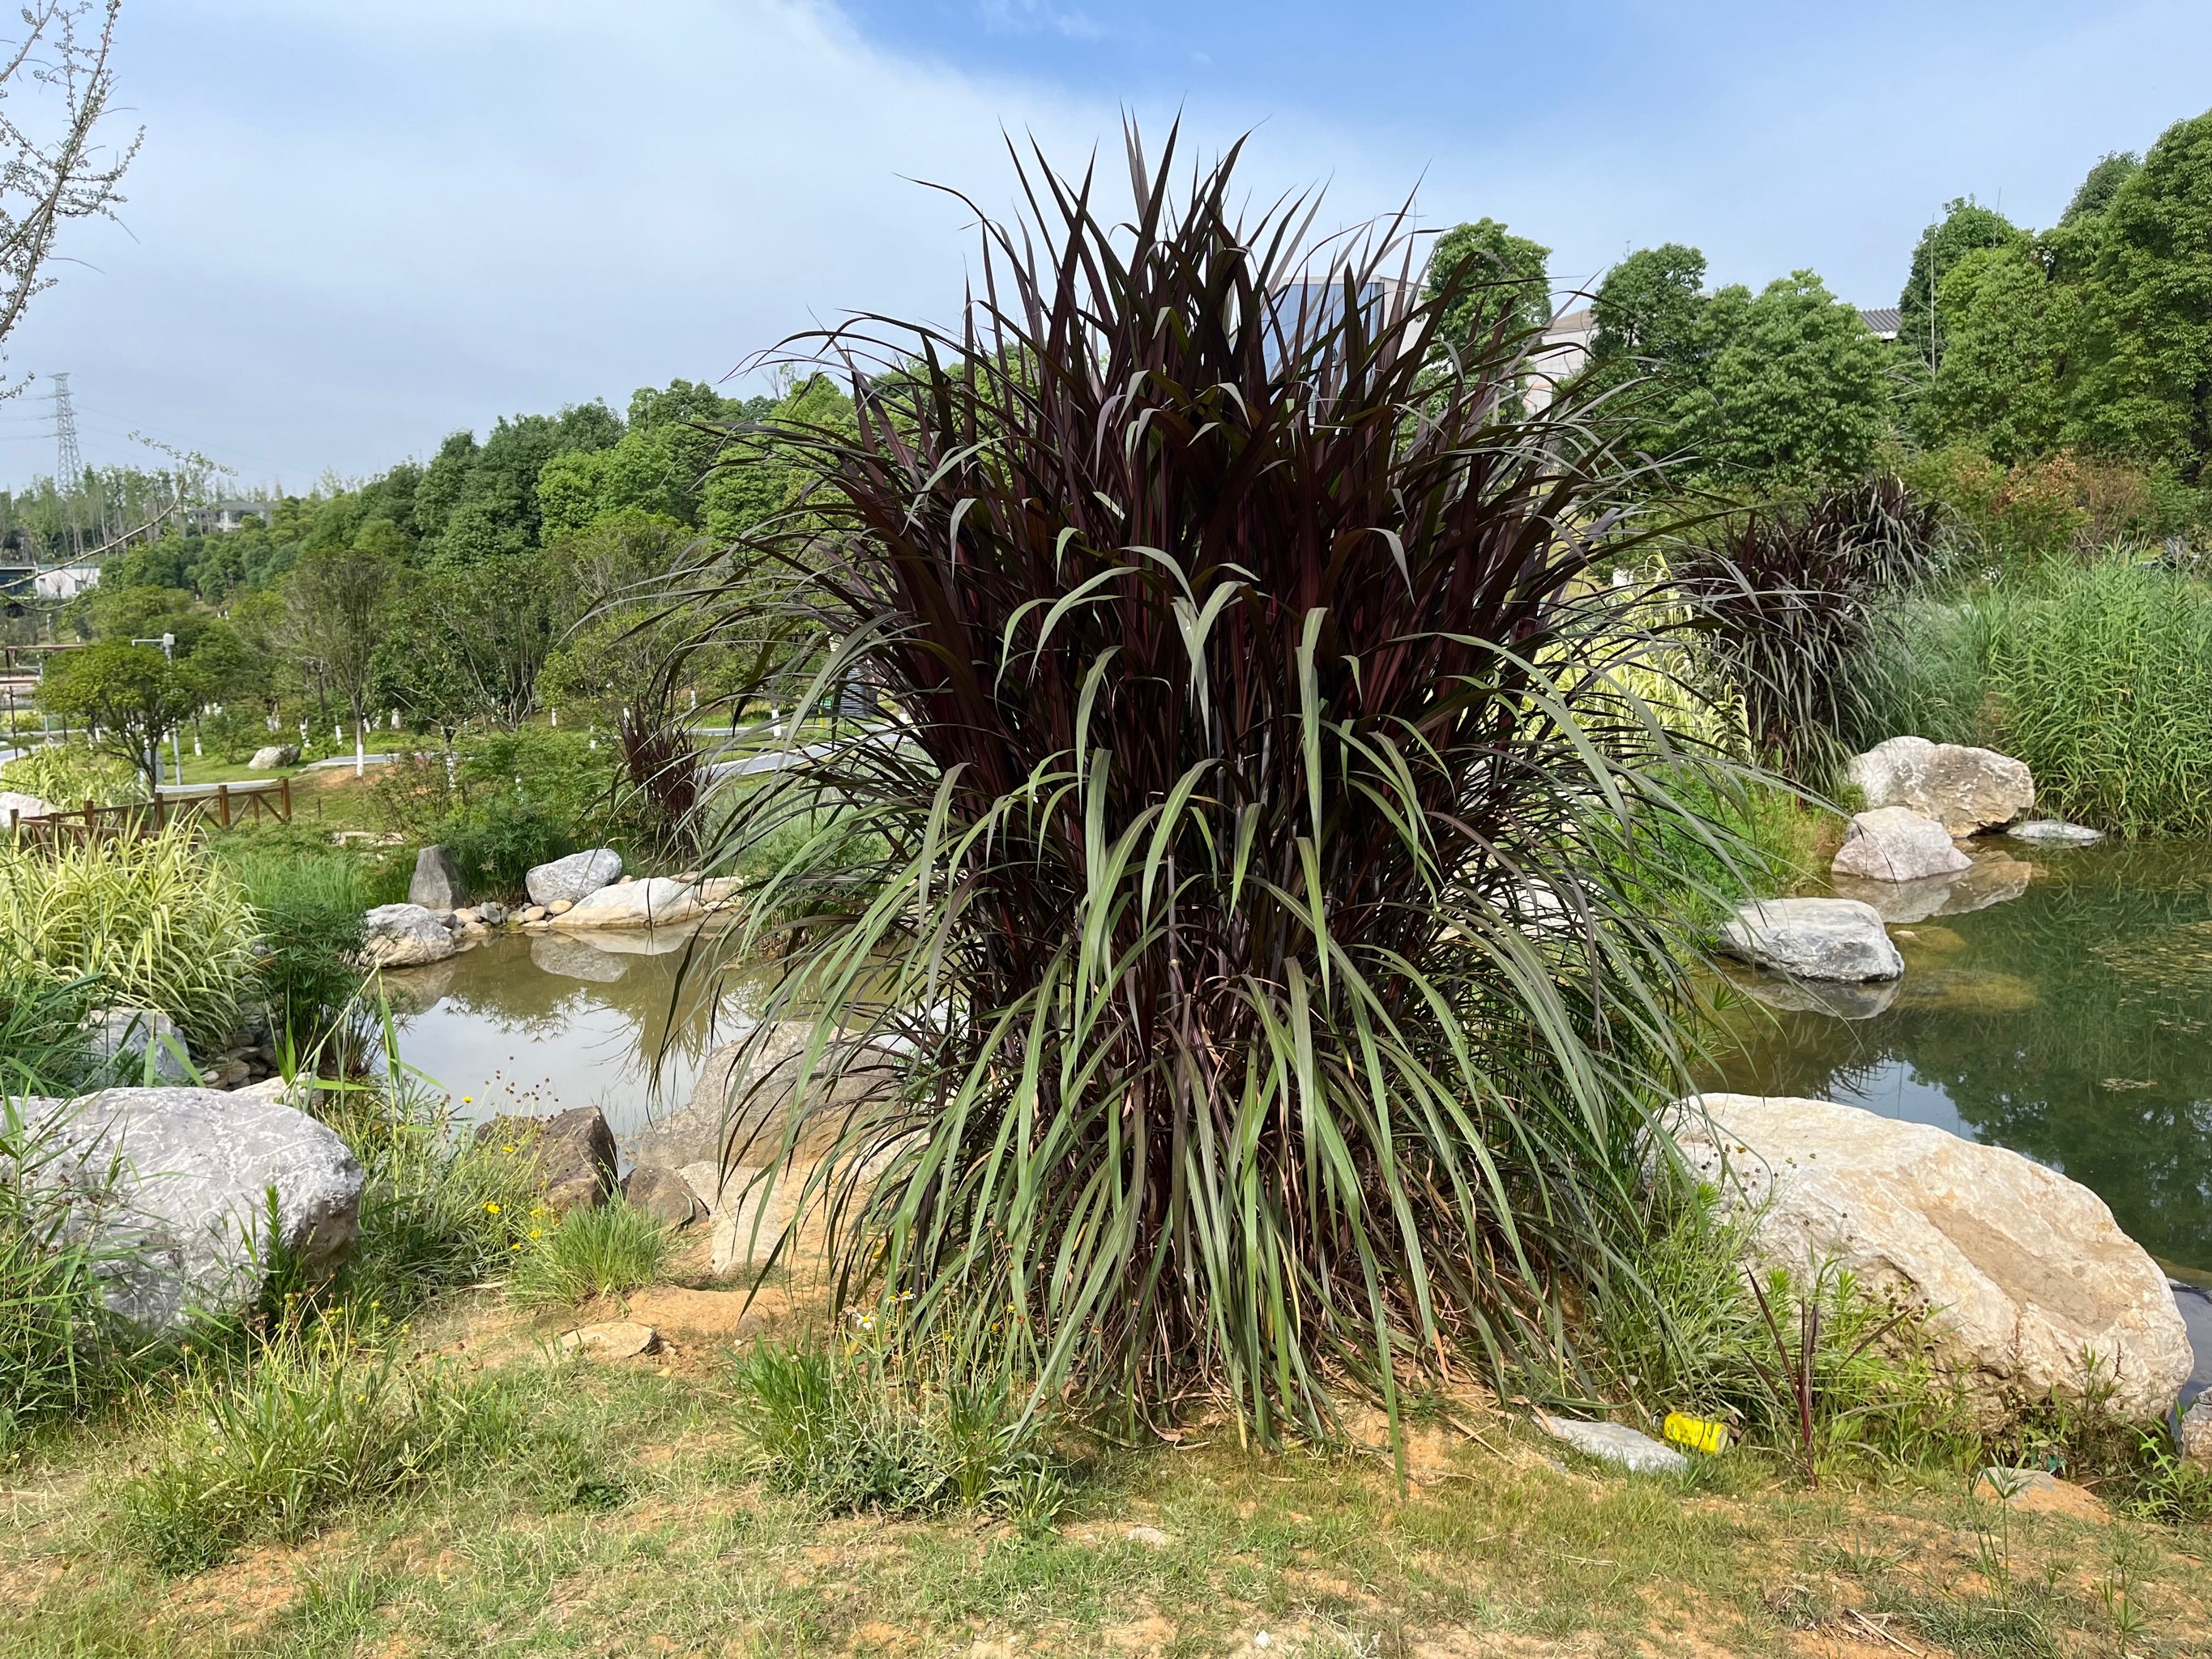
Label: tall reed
xmin=1984 ymin=560 xmax=2212 ymax=834
xmin=685 ymin=127 xmax=1759 ymax=1439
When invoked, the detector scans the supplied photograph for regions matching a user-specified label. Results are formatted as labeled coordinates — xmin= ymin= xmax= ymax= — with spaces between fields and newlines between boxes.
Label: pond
xmin=1705 ymin=838 xmax=2212 ymax=1283
xmin=382 ymin=928 xmax=768 ymax=1148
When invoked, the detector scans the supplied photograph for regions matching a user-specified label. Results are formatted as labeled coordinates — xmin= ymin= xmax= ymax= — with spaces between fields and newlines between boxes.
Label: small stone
xmin=1533 ymin=1412 xmax=1689 ymax=1475
xmin=621 ymin=1165 xmax=704 ymax=1227
xmin=545 ymin=899 xmax=574 ymax=916
xmin=361 ymin=903 xmax=459 ymax=968
xmin=2008 ymin=819 xmax=2104 ymax=847
xmin=83 ymin=1007 xmax=191 ymax=1083
xmin=1974 ymin=1468 xmax=2107 ymax=1521
xmin=517 ymin=904 xmax=548 ymax=923
xmin=524 ymin=847 xmax=623 ymax=906
xmin=1124 ymin=1525 xmax=1173 ymax=1548
xmin=555 ymin=1320 xmax=657 ymax=1360
xmin=476 ymin=900 xmax=509 ymax=928
xmin=1719 ymin=898 xmax=1903 ymax=982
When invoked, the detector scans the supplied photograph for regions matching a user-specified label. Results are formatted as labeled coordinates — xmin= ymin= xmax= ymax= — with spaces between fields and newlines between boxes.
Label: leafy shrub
xmin=699 ymin=130 xmax=1752 ymax=1438
xmin=199 ymin=706 xmax=282 ymax=766
xmin=220 ymin=847 xmax=373 ymax=1058
xmin=506 ymin=1197 xmax=669 ymax=1307
xmin=370 ymin=727 xmax=618 ymax=897
xmin=0 ymin=742 xmax=147 ymax=807
xmin=733 ymin=1336 xmax=1069 ymax=1529
xmin=111 ymin=1311 xmax=604 ymax=1572
xmin=0 ymin=829 xmax=255 ymax=1051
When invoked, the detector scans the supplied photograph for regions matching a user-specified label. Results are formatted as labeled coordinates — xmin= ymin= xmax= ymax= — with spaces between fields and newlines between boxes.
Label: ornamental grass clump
xmin=689 ymin=128 xmax=1757 ymax=1442
xmin=0 ymin=828 xmax=255 ymax=1053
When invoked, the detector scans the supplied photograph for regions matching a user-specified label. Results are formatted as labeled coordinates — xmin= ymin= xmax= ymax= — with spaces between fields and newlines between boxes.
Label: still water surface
xmin=1706 ymin=838 xmax=2212 ymax=1277
xmin=386 ymin=842 xmax=2212 ymax=1282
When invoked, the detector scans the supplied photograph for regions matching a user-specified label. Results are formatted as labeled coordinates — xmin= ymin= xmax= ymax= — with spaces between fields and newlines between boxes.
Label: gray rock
xmin=83 ymin=1007 xmax=192 ymax=1083
xmin=1831 ymin=807 xmax=1972 ymax=883
xmin=246 ymin=744 xmax=299 ymax=770
xmin=621 ymin=1164 xmax=704 ymax=1227
xmin=551 ymin=877 xmax=702 ymax=931
xmin=2182 ymin=1393 xmax=2212 ymax=1471
xmin=408 ymin=844 xmax=468 ymax=911
xmin=626 ymin=1022 xmax=900 ymax=1170
xmin=28 ymin=1086 xmax=363 ymax=1334
xmin=361 ymin=902 xmax=458 ymax=968
xmin=1847 ymin=736 xmax=2035 ymax=835
xmin=475 ymin=900 xmax=509 ymax=928
xmin=1534 ymin=1413 xmax=1689 ymax=1474
xmin=1673 ymin=1094 xmax=2195 ymax=1422
xmin=2009 ymin=819 xmax=2104 ymax=847
xmin=0 ymin=788 xmax=53 ymax=821
xmin=677 ymin=1160 xmax=724 ymax=1212
xmin=709 ymin=1168 xmax=790 ymax=1273
xmin=474 ymin=1106 xmax=615 ymax=1214
xmin=1719 ymin=898 xmax=1902 ymax=982
xmin=554 ymin=1320 xmax=657 ymax=1360
xmin=524 ymin=848 xmax=623 ymax=906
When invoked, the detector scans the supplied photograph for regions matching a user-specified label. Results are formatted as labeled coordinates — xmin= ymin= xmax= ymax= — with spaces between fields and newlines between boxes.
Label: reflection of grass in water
xmin=1896 ymin=969 xmax=2039 ymax=1014
xmin=2089 ymin=918 xmax=2212 ymax=987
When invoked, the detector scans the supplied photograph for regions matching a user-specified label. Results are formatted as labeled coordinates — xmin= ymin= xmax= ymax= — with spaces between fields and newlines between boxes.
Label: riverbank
xmin=6 ymin=1252 xmax=2208 ymax=1659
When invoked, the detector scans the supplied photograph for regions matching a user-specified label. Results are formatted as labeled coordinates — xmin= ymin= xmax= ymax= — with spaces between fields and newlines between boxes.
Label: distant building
xmin=1858 ymin=307 xmax=1902 ymax=341
xmin=180 ymin=499 xmax=275 ymax=535
xmin=33 ymin=561 xmax=99 ymax=600
xmin=1526 ymin=307 xmax=1597 ymax=413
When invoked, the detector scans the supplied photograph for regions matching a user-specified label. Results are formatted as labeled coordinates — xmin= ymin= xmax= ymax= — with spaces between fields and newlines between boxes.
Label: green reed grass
xmin=0 ymin=1094 xmax=124 ymax=1452
xmin=0 ymin=829 xmax=255 ymax=1052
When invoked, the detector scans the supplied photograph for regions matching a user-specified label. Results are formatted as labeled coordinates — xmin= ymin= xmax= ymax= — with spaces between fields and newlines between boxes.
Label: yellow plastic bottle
xmin=1663 ymin=1412 xmax=1729 ymax=1455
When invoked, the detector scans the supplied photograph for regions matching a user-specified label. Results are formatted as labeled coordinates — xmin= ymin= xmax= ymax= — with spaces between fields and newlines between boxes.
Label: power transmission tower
xmin=51 ymin=371 xmax=84 ymax=559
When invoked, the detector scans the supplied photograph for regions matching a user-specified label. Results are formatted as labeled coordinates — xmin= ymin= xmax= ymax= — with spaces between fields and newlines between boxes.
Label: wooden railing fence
xmin=5 ymin=777 xmax=292 ymax=849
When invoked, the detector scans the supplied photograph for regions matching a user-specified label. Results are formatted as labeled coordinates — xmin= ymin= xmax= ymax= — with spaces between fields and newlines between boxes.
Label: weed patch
xmin=506 ymin=1196 xmax=670 ymax=1308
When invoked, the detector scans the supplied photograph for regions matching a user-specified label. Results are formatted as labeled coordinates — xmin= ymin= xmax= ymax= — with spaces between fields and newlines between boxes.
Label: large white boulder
xmin=1831 ymin=807 xmax=1972 ymax=883
xmin=1847 ymin=736 xmax=2034 ymax=836
xmin=28 ymin=1087 xmax=364 ymax=1334
xmin=0 ymin=788 xmax=53 ymax=821
xmin=551 ymin=876 xmax=702 ymax=930
xmin=1673 ymin=1094 xmax=2193 ymax=1422
xmin=246 ymin=744 xmax=298 ymax=770
xmin=525 ymin=847 xmax=623 ymax=906
xmin=360 ymin=902 xmax=458 ymax=968
xmin=1718 ymin=898 xmax=1902 ymax=982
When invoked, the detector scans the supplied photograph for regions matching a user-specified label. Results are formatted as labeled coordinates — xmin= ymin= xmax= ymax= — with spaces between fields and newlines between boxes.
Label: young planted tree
xmin=281 ymin=543 xmax=398 ymax=774
xmin=693 ymin=129 xmax=1749 ymax=1440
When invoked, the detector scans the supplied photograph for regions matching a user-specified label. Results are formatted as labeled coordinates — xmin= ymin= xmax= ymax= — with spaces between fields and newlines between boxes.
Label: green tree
xmin=2064 ymin=151 xmax=2142 ymax=224
xmin=416 ymin=403 xmax=623 ymax=563
xmin=37 ymin=642 xmax=207 ymax=790
xmin=1588 ymin=243 xmax=1710 ymax=462
xmin=1699 ymin=271 xmax=1893 ymax=484
xmin=281 ymin=543 xmax=401 ymax=766
xmin=701 ymin=375 xmax=857 ymax=543
xmin=1914 ymin=244 xmax=2075 ymax=463
xmin=1898 ymin=198 xmax=2029 ymax=367
xmin=2065 ymin=111 xmax=2212 ymax=478
xmin=1424 ymin=217 xmax=1552 ymax=353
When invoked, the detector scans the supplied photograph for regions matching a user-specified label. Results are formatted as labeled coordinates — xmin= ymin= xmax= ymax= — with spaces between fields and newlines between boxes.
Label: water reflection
xmin=1708 ymin=839 xmax=2212 ymax=1273
xmin=381 ymin=928 xmax=767 ymax=1141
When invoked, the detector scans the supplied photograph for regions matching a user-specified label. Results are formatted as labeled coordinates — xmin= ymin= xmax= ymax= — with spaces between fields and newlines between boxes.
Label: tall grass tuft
xmin=0 ymin=961 xmax=100 ymax=1096
xmin=111 ymin=1309 xmax=576 ymax=1572
xmin=0 ymin=1095 xmax=123 ymax=1452
xmin=1984 ymin=559 xmax=2212 ymax=834
xmin=506 ymin=1197 xmax=670 ymax=1308
xmin=220 ymin=847 xmax=372 ymax=1058
xmin=686 ymin=126 xmax=1760 ymax=1439
xmin=0 ymin=829 xmax=255 ymax=1053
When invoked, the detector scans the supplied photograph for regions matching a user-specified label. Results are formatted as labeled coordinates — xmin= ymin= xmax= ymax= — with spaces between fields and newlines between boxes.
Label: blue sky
xmin=5 ymin=0 xmax=2208 ymax=490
